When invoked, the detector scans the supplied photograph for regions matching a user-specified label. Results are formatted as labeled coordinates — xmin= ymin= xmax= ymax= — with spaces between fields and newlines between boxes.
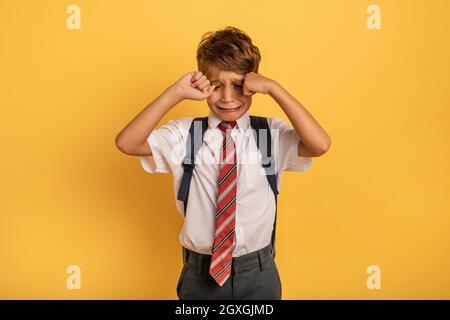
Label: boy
xmin=115 ymin=26 xmax=331 ymax=300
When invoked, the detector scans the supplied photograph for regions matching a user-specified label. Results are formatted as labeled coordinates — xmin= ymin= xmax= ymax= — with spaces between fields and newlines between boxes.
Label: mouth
xmin=217 ymin=105 xmax=242 ymax=113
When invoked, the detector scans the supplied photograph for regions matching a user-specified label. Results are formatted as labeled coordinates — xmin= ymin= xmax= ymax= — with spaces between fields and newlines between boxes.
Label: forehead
xmin=206 ymin=65 xmax=245 ymax=82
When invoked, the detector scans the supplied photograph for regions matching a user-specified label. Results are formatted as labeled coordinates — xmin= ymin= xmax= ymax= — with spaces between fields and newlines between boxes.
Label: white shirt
xmin=139 ymin=109 xmax=312 ymax=257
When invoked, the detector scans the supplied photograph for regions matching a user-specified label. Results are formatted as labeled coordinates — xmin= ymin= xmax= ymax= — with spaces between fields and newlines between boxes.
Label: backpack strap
xmin=249 ymin=115 xmax=279 ymax=194
xmin=176 ymin=117 xmax=209 ymax=265
xmin=249 ymin=115 xmax=280 ymax=259
xmin=176 ymin=117 xmax=209 ymax=211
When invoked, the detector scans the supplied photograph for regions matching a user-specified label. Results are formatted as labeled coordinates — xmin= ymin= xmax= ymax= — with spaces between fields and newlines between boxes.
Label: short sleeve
xmin=268 ymin=117 xmax=313 ymax=173
xmin=139 ymin=117 xmax=193 ymax=174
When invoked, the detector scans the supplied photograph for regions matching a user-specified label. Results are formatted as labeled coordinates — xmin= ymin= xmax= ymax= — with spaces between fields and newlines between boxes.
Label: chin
xmin=219 ymin=114 xmax=240 ymax=121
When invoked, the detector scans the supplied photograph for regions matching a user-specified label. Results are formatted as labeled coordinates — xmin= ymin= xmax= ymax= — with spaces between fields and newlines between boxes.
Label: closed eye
xmin=213 ymin=85 xmax=243 ymax=91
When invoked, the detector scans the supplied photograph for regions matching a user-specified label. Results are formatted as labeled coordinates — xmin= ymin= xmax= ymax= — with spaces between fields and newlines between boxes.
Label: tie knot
xmin=218 ymin=121 xmax=237 ymax=133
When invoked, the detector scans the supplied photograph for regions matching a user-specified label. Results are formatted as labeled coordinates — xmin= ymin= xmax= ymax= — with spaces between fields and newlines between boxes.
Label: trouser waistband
xmin=184 ymin=244 xmax=273 ymax=275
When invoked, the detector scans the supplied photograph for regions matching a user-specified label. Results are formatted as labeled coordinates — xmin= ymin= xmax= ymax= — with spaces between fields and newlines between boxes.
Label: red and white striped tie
xmin=209 ymin=120 xmax=238 ymax=286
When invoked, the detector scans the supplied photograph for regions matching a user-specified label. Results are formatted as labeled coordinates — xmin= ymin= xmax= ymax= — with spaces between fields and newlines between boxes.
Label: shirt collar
xmin=208 ymin=109 xmax=250 ymax=130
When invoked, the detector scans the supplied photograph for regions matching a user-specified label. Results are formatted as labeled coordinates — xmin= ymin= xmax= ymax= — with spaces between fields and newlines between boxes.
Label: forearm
xmin=115 ymin=84 xmax=184 ymax=154
xmin=268 ymin=82 xmax=331 ymax=155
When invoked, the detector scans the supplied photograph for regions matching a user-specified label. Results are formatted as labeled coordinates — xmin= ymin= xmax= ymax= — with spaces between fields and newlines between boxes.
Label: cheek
xmin=239 ymin=95 xmax=252 ymax=106
xmin=207 ymin=93 xmax=220 ymax=105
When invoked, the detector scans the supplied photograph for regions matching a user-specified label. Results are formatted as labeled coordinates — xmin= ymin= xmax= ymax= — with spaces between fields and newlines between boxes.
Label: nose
xmin=220 ymin=85 xmax=235 ymax=103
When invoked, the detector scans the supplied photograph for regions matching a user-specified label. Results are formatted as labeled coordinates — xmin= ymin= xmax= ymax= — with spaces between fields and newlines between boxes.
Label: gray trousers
xmin=177 ymin=244 xmax=282 ymax=300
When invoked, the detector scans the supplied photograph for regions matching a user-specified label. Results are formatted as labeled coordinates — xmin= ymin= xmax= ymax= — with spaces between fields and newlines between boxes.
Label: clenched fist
xmin=173 ymin=71 xmax=215 ymax=101
xmin=242 ymin=72 xmax=277 ymax=96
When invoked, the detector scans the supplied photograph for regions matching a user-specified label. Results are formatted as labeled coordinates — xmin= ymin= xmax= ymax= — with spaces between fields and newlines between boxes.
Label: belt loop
xmin=198 ymin=254 xmax=204 ymax=274
xmin=193 ymin=253 xmax=198 ymax=274
xmin=188 ymin=250 xmax=195 ymax=269
xmin=258 ymin=250 xmax=265 ymax=272
xmin=184 ymin=248 xmax=190 ymax=265
xmin=185 ymin=249 xmax=190 ymax=264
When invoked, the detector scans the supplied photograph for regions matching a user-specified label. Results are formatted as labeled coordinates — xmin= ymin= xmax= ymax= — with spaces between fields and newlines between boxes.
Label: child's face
xmin=205 ymin=64 xmax=252 ymax=122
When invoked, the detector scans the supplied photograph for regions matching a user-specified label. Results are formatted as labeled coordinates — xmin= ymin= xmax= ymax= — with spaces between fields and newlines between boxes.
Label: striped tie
xmin=209 ymin=120 xmax=238 ymax=286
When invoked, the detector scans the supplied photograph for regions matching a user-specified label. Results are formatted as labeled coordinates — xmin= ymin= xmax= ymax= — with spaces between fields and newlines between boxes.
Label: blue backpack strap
xmin=176 ymin=116 xmax=209 ymax=265
xmin=249 ymin=115 xmax=280 ymax=259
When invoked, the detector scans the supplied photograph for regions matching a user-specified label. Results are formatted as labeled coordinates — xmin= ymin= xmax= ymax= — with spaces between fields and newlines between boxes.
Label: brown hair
xmin=196 ymin=26 xmax=261 ymax=76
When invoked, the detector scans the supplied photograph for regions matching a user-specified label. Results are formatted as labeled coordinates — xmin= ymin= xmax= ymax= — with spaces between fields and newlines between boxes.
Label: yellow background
xmin=1 ymin=0 xmax=449 ymax=299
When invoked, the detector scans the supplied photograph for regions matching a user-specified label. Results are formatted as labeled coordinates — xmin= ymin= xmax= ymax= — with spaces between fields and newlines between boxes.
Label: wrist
xmin=267 ymin=80 xmax=281 ymax=96
xmin=165 ymin=83 xmax=186 ymax=104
